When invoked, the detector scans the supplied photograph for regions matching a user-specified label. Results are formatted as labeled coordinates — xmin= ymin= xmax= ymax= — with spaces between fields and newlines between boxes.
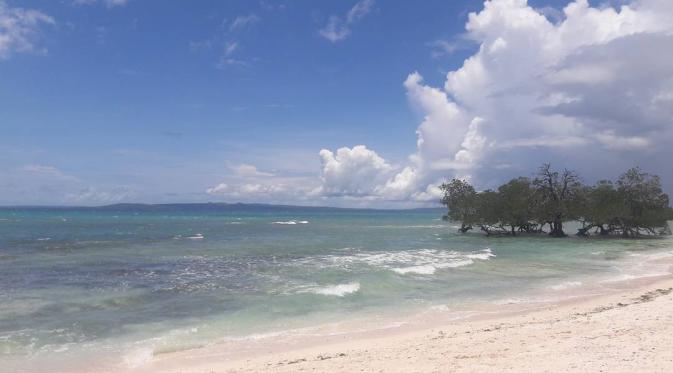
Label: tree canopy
xmin=440 ymin=165 xmax=672 ymax=238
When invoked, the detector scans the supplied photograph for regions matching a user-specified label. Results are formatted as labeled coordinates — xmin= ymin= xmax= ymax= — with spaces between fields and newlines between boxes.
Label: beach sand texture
xmin=142 ymin=277 xmax=673 ymax=373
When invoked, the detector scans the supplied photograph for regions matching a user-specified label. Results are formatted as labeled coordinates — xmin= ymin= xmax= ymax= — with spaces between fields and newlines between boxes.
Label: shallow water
xmin=0 ymin=206 xmax=671 ymax=370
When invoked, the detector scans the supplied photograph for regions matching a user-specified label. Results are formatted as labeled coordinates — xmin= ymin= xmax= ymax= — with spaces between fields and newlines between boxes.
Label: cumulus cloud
xmin=319 ymin=0 xmax=375 ymax=42
xmin=317 ymin=145 xmax=393 ymax=197
xmin=0 ymin=1 xmax=54 ymax=59
xmin=370 ymin=0 xmax=673 ymax=200
xmin=208 ymin=0 xmax=673 ymax=206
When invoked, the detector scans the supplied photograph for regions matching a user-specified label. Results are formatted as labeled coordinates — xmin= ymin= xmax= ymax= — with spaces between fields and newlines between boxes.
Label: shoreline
xmin=4 ymin=244 xmax=673 ymax=373
xmin=135 ymin=260 xmax=673 ymax=372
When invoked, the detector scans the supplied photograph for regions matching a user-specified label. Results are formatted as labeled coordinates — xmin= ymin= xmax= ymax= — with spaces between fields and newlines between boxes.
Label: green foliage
xmin=576 ymin=180 xmax=623 ymax=236
xmin=615 ymin=168 xmax=671 ymax=236
xmin=439 ymin=179 xmax=477 ymax=232
xmin=497 ymin=177 xmax=535 ymax=235
xmin=440 ymin=164 xmax=671 ymax=238
xmin=532 ymin=164 xmax=584 ymax=237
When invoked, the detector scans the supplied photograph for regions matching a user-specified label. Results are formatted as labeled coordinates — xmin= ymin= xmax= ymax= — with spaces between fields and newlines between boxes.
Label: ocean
xmin=1 ymin=205 xmax=672 ymax=371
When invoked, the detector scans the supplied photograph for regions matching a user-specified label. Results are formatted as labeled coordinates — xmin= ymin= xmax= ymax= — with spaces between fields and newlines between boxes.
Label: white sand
xmin=137 ymin=275 xmax=673 ymax=373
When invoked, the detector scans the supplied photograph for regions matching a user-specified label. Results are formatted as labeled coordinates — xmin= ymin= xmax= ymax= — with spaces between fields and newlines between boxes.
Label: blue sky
xmin=2 ymin=0 xmax=673 ymax=206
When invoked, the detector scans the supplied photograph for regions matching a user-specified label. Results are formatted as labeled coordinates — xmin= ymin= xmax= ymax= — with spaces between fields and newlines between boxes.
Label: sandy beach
xmin=132 ymin=272 xmax=673 ymax=373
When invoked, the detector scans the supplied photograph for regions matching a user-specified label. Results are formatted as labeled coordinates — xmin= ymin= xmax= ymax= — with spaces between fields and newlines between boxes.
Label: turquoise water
xmin=1 ymin=205 xmax=672 ymax=369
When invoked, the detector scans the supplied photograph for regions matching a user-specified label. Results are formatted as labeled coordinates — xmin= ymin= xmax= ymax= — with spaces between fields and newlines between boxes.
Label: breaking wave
xmin=297 ymin=282 xmax=361 ymax=297
xmin=272 ymin=220 xmax=309 ymax=225
xmin=297 ymin=248 xmax=495 ymax=276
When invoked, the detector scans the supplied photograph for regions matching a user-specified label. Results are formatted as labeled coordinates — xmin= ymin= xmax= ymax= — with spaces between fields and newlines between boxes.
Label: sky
xmin=1 ymin=0 xmax=673 ymax=207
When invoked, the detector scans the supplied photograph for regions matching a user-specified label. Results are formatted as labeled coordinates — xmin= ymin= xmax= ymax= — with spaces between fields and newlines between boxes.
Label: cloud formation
xmin=207 ymin=0 xmax=673 ymax=206
xmin=192 ymin=12 xmax=260 ymax=69
xmin=339 ymin=0 xmax=673 ymax=202
xmin=319 ymin=0 xmax=375 ymax=42
xmin=0 ymin=1 xmax=54 ymax=59
xmin=317 ymin=145 xmax=393 ymax=197
xmin=206 ymin=162 xmax=318 ymax=203
xmin=229 ymin=14 xmax=259 ymax=32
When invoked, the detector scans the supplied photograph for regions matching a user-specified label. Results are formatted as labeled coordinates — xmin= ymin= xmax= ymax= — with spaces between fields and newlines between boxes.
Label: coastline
xmin=133 ymin=259 xmax=673 ymax=372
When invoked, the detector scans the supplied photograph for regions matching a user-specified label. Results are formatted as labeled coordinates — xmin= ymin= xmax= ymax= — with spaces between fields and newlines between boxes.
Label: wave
xmin=547 ymin=281 xmax=583 ymax=291
xmin=299 ymin=248 xmax=495 ymax=276
xmin=466 ymin=248 xmax=495 ymax=260
xmin=173 ymin=234 xmax=204 ymax=240
xmin=272 ymin=220 xmax=309 ymax=225
xmin=367 ymin=224 xmax=448 ymax=229
xmin=392 ymin=265 xmax=438 ymax=275
xmin=600 ymin=272 xmax=669 ymax=283
xmin=298 ymin=282 xmax=360 ymax=297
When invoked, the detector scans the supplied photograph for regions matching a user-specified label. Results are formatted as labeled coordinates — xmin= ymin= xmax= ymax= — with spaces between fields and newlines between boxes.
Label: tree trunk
xmin=549 ymin=220 xmax=566 ymax=237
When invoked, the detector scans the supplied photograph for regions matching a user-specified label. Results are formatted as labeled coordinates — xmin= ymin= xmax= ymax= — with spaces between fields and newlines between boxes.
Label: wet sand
xmin=137 ymin=272 xmax=673 ymax=373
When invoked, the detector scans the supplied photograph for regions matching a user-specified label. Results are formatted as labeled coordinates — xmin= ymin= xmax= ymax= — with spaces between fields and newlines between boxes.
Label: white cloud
xmin=20 ymin=164 xmax=79 ymax=182
xmin=232 ymin=164 xmax=274 ymax=177
xmin=206 ymin=183 xmax=228 ymax=195
xmin=0 ymin=163 xmax=136 ymax=205
xmin=72 ymin=0 xmax=129 ymax=8
xmin=317 ymin=145 xmax=393 ymax=197
xmin=217 ymin=40 xmax=248 ymax=67
xmin=377 ymin=0 xmax=673 ymax=198
xmin=22 ymin=164 xmax=62 ymax=175
xmin=65 ymin=186 xmax=136 ymax=204
xmin=229 ymin=14 xmax=259 ymax=32
xmin=223 ymin=40 xmax=238 ymax=55
xmin=206 ymin=161 xmax=316 ymax=203
xmin=0 ymin=1 xmax=54 ymax=59
xmin=594 ymin=130 xmax=650 ymax=150
xmin=105 ymin=0 xmax=129 ymax=6
xmin=206 ymin=0 xmax=673 ymax=206
xmin=428 ymin=39 xmax=462 ymax=58
xmin=319 ymin=0 xmax=374 ymax=42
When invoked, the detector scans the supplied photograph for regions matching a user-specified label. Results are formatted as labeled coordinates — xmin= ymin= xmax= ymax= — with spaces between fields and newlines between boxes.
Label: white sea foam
xmin=123 ymin=346 xmax=155 ymax=368
xmin=37 ymin=238 xmax=51 ymax=241
xmin=272 ymin=220 xmax=309 ymax=225
xmin=392 ymin=265 xmax=438 ymax=275
xmin=299 ymin=282 xmax=360 ymax=297
xmin=600 ymin=272 xmax=669 ymax=283
xmin=429 ymin=304 xmax=451 ymax=311
xmin=644 ymin=250 xmax=673 ymax=260
xmin=493 ymin=297 xmax=530 ymax=305
xmin=466 ymin=248 xmax=495 ymax=260
xmin=186 ymin=234 xmax=204 ymax=240
xmin=300 ymin=248 xmax=494 ymax=276
xmin=548 ymin=281 xmax=583 ymax=291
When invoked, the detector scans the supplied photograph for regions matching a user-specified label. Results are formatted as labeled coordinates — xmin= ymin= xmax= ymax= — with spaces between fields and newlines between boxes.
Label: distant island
xmin=441 ymin=164 xmax=673 ymax=238
xmin=0 ymin=202 xmax=444 ymax=214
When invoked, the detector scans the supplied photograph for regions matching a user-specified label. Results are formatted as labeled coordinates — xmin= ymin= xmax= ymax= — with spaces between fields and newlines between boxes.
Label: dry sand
xmin=137 ymin=275 xmax=673 ymax=373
